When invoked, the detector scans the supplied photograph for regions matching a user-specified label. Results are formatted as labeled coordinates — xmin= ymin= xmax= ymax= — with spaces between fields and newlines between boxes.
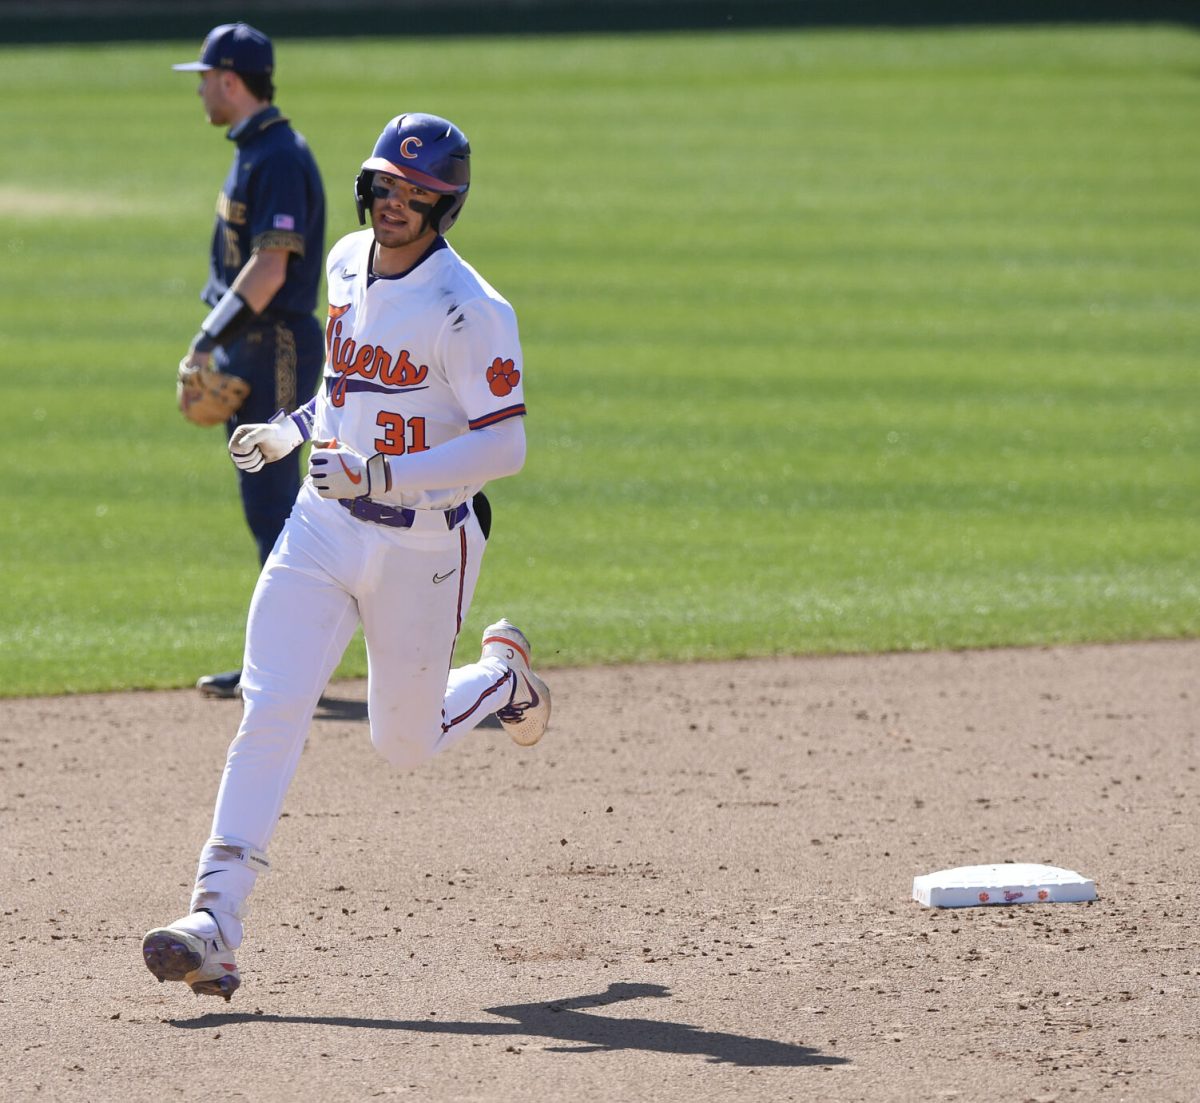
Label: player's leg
xmin=438 ymin=493 xmax=508 ymax=743
xmin=193 ymin=324 xmax=277 ymax=697
xmin=361 ymin=505 xmax=548 ymax=768
xmin=223 ymin=320 xmax=317 ymax=565
xmin=355 ymin=507 xmax=501 ymax=767
xmin=144 ymin=495 xmax=362 ymax=997
xmin=444 ymin=495 xmax=550 ymax=747
xmin=356 ymin=515 xmax=485 ymax=768
xmin=198 ymin=320 xmax=323 ymax=700
xmin=201 ymin=501 xmax=363 ymax=925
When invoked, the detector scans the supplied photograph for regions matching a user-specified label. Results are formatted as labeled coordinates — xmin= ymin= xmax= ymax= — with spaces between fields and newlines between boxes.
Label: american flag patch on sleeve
xmin=273 ymin=214 xmax=296 ymax=230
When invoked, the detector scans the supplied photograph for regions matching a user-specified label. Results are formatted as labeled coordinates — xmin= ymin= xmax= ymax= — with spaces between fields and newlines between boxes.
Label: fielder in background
xmin=142 ymin=112 xmax=551 ymax=1001
xmin=173 ymin=22 xmax=326 ymax=699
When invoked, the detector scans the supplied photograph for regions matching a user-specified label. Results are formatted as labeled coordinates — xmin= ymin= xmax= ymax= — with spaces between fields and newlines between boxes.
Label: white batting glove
xmin=229 ymin=415 xmax=304 ymax=474
xmin=308 ymin=440 xmax=390 ymax=500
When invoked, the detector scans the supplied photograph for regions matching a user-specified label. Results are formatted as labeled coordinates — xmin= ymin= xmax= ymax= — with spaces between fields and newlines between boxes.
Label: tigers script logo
xmin=326 ymin=303 xmax=429 ymax=407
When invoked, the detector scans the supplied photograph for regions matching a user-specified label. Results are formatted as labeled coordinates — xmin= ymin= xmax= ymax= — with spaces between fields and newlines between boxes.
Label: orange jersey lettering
xmin=327 ymin=303 xmax=429 ymax=408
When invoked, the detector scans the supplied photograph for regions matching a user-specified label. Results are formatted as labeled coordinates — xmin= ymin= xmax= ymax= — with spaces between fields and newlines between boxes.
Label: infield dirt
xmin=2 ymin=641 xmax=1197 ymax=1101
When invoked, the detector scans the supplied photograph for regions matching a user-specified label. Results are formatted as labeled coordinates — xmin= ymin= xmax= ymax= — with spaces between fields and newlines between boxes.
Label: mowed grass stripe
xmin=0 ymin=26 xmax=1195 ymax=694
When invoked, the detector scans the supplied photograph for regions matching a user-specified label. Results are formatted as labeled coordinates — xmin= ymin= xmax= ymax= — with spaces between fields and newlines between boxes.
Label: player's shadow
xmin=170 ymin=980 xmax=844 ymax=1067
xmin=313 ymin=694 xmax=501 ymax=728
xmin=313 ymin=695 xmax=369 ymax=721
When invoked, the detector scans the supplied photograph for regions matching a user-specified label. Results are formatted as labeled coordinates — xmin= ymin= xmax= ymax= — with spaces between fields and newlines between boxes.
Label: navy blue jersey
xmin=203 ymin=106 xmax=325 ymax=317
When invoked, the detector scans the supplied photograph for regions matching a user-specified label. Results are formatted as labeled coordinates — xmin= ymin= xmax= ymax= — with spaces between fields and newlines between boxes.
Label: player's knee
xmin=226 ymin=720 xmax=297 ymax=769
xmin=372 ymin=736 xmax=439 ymax=771
xmin=369 ymin=714 xmax=442 ymax=770
xmin=228 ymin=684 xmax=312 ymax=761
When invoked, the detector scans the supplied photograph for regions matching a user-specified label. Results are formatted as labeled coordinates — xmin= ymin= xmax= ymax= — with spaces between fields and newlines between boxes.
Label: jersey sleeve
xmin=248 ymin=151 xmax=308 ymax=256
xmin=373 ymin=417 xmax=527 ymax=505
xmin=439 ymin=296 xmax=527 ymax=430
xmin=285 ymin=395 xmax=318 ymax=440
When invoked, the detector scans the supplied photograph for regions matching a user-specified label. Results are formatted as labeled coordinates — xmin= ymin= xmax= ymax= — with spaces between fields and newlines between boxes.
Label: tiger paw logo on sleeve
xmin=486 ymin=357 xmax=520 ymax=397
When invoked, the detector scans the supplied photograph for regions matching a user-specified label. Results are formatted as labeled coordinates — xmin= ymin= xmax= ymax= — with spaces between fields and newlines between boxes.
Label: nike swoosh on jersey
xmin=433 ymin=570 xmax=457 ymax=584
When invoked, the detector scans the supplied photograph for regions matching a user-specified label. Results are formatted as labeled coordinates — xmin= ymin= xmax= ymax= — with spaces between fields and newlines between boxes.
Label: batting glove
xmin=308 ymin=440 xmax=390 ymax=500
xmin=229 ymin=413 xmax=304 ymax=474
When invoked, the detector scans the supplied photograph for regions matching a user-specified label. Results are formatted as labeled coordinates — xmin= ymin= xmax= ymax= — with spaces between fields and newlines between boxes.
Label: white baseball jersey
xmin=312 ymin=230 xmax=526 ymax=509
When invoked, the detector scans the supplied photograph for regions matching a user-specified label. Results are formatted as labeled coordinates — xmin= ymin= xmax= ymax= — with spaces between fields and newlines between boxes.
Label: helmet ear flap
xmin=354 ymin=170 xmax=373 ymax=226
xmin=432 ymin=194 xmax=455 ymax=234
xmin=432 ymin=191 xmax=469 ymax=234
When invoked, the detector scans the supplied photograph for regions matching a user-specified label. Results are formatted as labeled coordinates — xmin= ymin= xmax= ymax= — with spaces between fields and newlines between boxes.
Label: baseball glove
xmin=176 ymin=359 xmax=250 ymax=427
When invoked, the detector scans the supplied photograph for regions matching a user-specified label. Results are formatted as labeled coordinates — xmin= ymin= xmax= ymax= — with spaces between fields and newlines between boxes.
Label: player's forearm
xmin=190 ymin=250 xmax=291 ymax=356
xmin=373 ymin=419 xmax=526 ymax=500
xmin=230 ymin=248 xmax=290 ymax=312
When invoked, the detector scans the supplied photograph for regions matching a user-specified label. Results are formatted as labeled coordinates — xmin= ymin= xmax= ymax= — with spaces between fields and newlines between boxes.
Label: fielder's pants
xmin=218 ymin=315 xmax=324 ymax=565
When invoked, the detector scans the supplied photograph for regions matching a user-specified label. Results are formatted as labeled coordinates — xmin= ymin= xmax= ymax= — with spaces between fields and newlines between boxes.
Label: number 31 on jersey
xmin=376 ymin=411 xmax=428 ymax=455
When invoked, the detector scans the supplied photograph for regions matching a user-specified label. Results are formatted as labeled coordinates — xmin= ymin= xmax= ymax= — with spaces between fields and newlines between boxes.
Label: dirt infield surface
xmin=2 ymin=641 xmax=1197 ymax=1102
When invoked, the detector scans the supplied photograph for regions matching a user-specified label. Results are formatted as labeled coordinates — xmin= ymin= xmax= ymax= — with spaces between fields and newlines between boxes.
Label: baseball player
xmin=173 ymin=23 xmax=326 ymax=699
xmin=142 ymin=113 xmax=551 ymax=1001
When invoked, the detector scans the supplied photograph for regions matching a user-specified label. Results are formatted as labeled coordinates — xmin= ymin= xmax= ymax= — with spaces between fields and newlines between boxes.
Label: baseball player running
xmin=142 ymin=113 xmax=550 ymax=1001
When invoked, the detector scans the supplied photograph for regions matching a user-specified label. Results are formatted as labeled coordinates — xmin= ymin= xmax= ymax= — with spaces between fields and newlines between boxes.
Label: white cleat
xmin=482 ymin=619 xmax=551 ymax=747
xmin=141 ymin=912 xmax=240 ymax=1001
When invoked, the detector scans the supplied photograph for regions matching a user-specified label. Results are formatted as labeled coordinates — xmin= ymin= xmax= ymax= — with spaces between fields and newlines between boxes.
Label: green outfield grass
xmin=0 ymin=25 xmax=1196 ymax=696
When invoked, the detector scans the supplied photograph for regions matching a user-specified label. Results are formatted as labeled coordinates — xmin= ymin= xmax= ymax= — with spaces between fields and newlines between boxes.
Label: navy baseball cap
xmin=172 ymin=23 xmax=274 ymax=74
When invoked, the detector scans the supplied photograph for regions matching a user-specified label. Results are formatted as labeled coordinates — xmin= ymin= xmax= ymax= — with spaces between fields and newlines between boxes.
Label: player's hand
xmin=229 ymin=414 xmax=304 ymax=474
xmin=308 ymin=440 xmax=389 ymax=500
xmin=180 ymin=349 xmax=212 ymax=375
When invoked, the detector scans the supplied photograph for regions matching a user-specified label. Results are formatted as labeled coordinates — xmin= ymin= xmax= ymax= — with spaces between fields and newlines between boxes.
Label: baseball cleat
xmin=142 ymin=915 xmax=241 ymax=1001
xmin=482 ymin=619 xmax=551 ymax=747
xmin=196 ymin=669 xmax=242 ymax=699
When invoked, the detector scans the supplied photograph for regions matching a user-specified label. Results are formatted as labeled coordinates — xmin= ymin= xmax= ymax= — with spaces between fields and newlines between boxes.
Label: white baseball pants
xmin=190 ymin=485 xmax=514 ymax=944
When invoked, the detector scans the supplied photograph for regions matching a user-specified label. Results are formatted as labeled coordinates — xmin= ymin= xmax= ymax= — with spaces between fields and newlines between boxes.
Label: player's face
xmin=369 ymin=173 xmax=440 ymax=250
xmin=197 ymin=69 xmax=234 ymax=126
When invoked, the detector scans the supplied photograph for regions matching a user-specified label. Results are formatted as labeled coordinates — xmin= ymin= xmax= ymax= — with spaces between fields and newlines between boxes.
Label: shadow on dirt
xmin=168 ymin=981 xmax=845 ymax=1067
xmin=313 ymin=694 xmax=502 ymax=728
xmin=312 ymin=695 xmax=370 ymax=722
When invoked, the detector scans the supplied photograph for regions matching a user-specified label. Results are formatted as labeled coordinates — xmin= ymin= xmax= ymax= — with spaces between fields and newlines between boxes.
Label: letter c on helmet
xmin=400 ymin=136 xmax=423 ymax=159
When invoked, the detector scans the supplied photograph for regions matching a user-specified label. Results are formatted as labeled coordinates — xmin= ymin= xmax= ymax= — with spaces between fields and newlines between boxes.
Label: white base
xmin=912 ymin=863 xmax=1097 ymax=908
